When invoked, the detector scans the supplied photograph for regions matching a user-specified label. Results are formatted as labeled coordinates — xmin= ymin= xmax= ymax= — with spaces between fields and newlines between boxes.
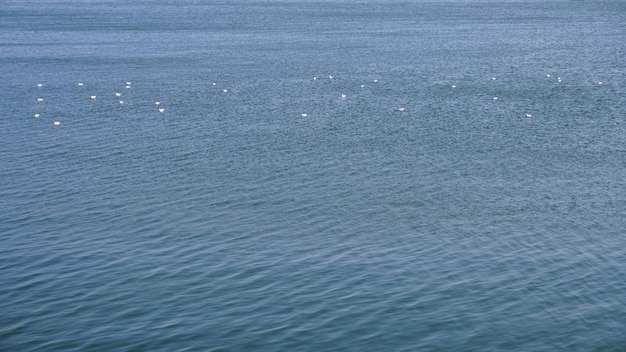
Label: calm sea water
xmin=1 ymin=0 xmax=625 ymax=351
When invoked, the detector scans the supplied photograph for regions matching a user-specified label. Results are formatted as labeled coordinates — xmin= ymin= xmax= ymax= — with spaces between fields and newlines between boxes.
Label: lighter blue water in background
xmin=1 ymin=1 xmax=625 ymax=351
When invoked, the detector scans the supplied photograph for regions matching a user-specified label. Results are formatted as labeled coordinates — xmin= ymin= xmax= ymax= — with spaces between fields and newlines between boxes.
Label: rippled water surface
xmin=1 ymin=0 xmax=625 ymax=351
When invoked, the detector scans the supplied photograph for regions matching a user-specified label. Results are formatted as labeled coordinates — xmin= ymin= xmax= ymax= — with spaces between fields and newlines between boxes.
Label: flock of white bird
xmin=302 ymin=73 xmax=603 ymax=119
xmin=32 ymin=80 xmax=166 ymax=126
xmin=31 ymin=73 xmax=605 ymax=126
xmin=300 ymin=73 xmax=583 ymax=119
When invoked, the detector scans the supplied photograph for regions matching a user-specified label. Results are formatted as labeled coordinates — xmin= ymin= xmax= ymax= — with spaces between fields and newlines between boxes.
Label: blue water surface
xmin=1 ymin=1 xmax=625 ymax=351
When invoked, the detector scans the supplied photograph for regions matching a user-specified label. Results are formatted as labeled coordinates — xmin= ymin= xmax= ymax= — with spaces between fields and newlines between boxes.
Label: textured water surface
xmin=1 ymin=0 xmax=625 ymax=351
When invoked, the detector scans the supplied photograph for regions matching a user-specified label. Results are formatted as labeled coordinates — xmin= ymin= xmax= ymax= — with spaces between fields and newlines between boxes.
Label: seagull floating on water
xmin=37 ymin=98 xmax=44 ymax=102
xmin=526 ymin=113 xmax=532 ymax=118
xmin=301 ymin=113 xmax=308 ymax=118
xmin=53 ymin=121 xmax=60 ymax=126
xmin=155 ymin=101 xmax=160 ymax=106
xmin=115 ymin=92 xmax=121 ymax=97
xmin=158 ymin=108 xmax=165 ymax=113
xmin=37 ymin=83 xmax=43 ymax=88
xmin=398 ymin=107 xmax=405 ymax=112
xmin=34 ymin=113 xmax=40 ymax=118
xmin=78 ymin=82 xmax=84 ymax=86
xmin=90 ymin=95 xmax=97 ymax=100
xmin=119 ymin=100 xmax=124 ymax=105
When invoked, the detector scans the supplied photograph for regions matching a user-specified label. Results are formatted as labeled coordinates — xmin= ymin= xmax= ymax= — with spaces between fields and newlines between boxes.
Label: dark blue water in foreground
xmin=1 ymin=1 xmax=625 ymax=350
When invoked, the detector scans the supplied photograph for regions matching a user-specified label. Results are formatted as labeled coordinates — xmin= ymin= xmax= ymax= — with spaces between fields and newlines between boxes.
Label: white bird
xmin=360 ymin=84 xmax=365 ymax=88
xmin=34 ymin=113 xmax=40 ymax=118
xmin=301 ymin=113 xmax=308 ymax=118
xmin=158 ymin=108 xmax=165 ymax=113
xmin=222 ymin=89 xmax=228 ymax=93
xmin=493 ymin=96 xmax=498 ymax=101
xmin=37 ymin=83 xmax=43 ymax=88
xmin=53 ymin=121 xmax=60 ymax=126
xmin=491 ymin=77 xmax=497 ymax=80
xmin=398 ymin=107 xmax=405 ymax=112
xmin=313 ymin=77 xmax=317 ymax=81
xmin=37 ymin=98 xmax=44 ymax=102
xmin=341 ymin=94 xmax=346 ymax=100
xmin=78 ymin=82 xmax=84 ymax=86
xmin=451 ymin=85 xmax=456 ymax=88
xmin=329 ymin=75 xmax=333 ymax=80
xmin=598 ymin=81 xmax=603 ymax=85
xmin=373 ymin=79 xmax=378 ymax=83
xmin=126 ymin=81 xmax=131 ymax=85
xmin=525 ymin=113 xmax=532 ymax=118
xmin=115 ymin=92 xmax=121 ymax=97
xmin=212 ymin=82 xmax=217 ymax=86
xmin=546 ymin=74 xmax=551 ymax=78
xmin=125 ymin=85 xmax=131 ymax=89
xmin=155 ymin=101 xmax=161 ymax=106
xmin=90 ymin=95 xmax=97 ymax=100
xmin=119 ymin=100 xmax=124 ymax=105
